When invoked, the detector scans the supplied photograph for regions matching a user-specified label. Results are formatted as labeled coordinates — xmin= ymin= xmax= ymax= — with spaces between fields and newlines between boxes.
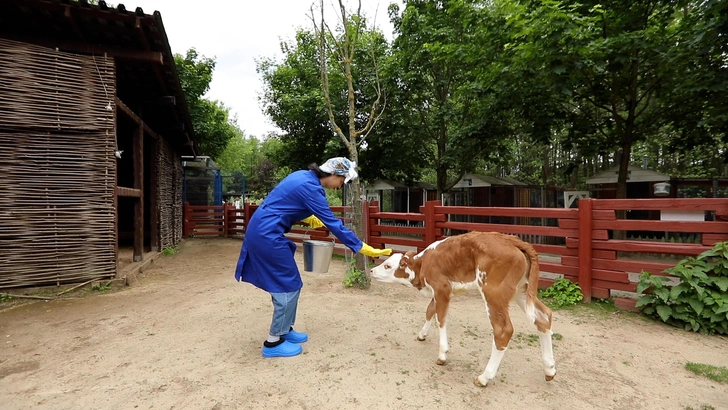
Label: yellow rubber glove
xmin=301 ymin=215 xmax=325 ymax=229
xmin=359 ymin=243 xmax=393 ymax=258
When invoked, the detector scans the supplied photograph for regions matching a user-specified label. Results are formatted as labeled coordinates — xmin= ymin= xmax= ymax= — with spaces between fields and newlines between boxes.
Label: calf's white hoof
xmin=473 ymin=377 xmax=489 ymax=387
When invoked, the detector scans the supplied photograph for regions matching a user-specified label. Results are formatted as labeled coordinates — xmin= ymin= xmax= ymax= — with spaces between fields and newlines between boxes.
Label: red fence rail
xmin=185 ymin=198 xmax=728 ymax=310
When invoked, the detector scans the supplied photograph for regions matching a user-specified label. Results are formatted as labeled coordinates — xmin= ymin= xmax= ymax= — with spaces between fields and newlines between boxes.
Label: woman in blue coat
xmin=235 ymin=157 xmax=392 ymax=358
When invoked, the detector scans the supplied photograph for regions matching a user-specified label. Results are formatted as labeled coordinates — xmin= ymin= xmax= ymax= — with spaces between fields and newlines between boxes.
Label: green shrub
xmin=91 ymin=281 xmax=112 ymax=292
xmin=539 ymin=278 xmax=583 ymax=309
xmin=343 ymin=259 xmax=369 ymax=289
xmin=162 ymin=247 xmax=178 ymax=256
xmin=636 ymin=241 xmax=728 ymax=335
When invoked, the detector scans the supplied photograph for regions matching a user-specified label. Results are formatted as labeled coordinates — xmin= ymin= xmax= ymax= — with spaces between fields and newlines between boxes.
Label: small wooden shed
xmin=444 ymin=173 xmax=564 ymax=208
xmin=364 ymin=179 xmax=437 ymax=213
xmin=586 ymin=165 xmax=671 ymax=199
xmin=0 ymin=0 xmax=197 ymax=289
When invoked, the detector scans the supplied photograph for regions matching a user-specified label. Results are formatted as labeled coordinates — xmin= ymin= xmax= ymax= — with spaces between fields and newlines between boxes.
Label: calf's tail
xmin=516 ymin=241 xmax=552 ymax=333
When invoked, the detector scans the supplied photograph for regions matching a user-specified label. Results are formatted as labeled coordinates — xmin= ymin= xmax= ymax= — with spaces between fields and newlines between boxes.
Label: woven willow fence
xmin=158 ymin=138 xmax=184 ymax=250
xmin=0 ymin=38 xmax=116 ymax=289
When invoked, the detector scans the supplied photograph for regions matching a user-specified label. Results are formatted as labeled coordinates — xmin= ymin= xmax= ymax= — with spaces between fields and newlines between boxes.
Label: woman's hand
xmin=359 ymin=243 xmax=393 ymax=258
xmin=301 ymin=215 xmax=325 ymax=229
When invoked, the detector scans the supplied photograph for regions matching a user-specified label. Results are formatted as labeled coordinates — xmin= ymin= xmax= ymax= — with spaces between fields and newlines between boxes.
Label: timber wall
xmin=0 ymin=39 xmax=116 ymax=288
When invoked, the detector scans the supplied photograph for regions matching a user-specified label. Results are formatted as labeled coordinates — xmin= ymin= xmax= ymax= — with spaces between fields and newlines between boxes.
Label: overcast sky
xmin=128 ymin=0 xmax=398 ymax=138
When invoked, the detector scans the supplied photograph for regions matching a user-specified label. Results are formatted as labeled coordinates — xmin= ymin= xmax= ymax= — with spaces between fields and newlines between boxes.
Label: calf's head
xmin=369 ymin=251 xmax=417 ymax=286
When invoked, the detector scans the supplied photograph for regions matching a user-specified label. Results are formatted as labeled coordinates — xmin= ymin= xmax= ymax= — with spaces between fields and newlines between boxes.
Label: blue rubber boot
xmin=262 ymin=340 xmax=302 ymax=358
xmin=281 ymin=329 xmax=308 ymax=344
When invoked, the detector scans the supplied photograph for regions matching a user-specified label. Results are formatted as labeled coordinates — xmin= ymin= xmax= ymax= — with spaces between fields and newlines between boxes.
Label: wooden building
xmin=0 ymin=0 xmax=197 ymax=289
xmin=364 ymin=179 xmax=437 ymax=213
xmin=586 ymin=165 xmax=671 ymax=199
xmin=444 ymin=174 xmax=564 ymax=209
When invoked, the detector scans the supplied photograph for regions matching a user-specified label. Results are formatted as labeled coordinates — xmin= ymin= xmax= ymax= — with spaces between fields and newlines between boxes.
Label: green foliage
xmin=174 ymin=49 xmax=238 ymax=159
xmin=685 ymin=362 xmax=728 ymax=384
xmin=539 ymin=278 xmax=584 ymax=309
xmin=636 ymin=242 xmax=728 ymax=335
xmin=0 ymin=293 xmax=14 ymax=303
xmin=389 ymin=0 xmax=518 ymax=193
xmin=162 ymin=247 xmax=178 ymax=256
xmin=91 ymin=281 xmax=112 ymax=292
xmin=252 ymin=0 xmax=726 ymax=192
xmin=343 ymin=258 xmax=369 ymax=289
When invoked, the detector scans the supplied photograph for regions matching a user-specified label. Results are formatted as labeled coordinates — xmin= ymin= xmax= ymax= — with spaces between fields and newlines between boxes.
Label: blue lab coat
xmin=234 ymin=170 xmax=363 ymax=292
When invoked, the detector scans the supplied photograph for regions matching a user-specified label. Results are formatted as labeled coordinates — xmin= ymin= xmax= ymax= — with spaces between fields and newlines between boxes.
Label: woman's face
xmin=321 ymin=174 xmax=346 ymax=190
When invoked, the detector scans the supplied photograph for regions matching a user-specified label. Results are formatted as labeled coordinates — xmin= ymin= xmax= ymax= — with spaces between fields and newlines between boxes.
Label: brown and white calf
xmin=369 ymin=231 xmax=556 ymax=387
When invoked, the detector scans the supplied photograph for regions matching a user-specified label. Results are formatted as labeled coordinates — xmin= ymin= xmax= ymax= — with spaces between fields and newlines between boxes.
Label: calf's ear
xmin=399 ymin=254 xmax=409 ymax=269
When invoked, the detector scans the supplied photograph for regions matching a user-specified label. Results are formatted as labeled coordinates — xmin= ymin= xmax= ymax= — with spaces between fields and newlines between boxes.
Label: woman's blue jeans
xmin=269 ymin=289 xmax=301 ymax=337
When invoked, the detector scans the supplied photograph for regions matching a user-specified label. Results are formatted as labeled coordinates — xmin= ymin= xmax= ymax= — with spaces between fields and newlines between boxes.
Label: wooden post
xmin=149 ymin=139 xmax=158 ymax=251
xmin=244 ymin=202 xmax=251 ymax=234
xmin=367 ymin=200 xmax=380 ymax=245
xmin=183 ymin=202 xmax=190 ymax=238
xmin=577 ymin=198 xmax=593 ymax=302
xmin=363 ymin=200 xmax=371 ymax=244
xmin=133 ymin=122 xmax=144 ymax=262
xmin=223 ymin=203 xmax=230 ymax=237
xmin=424 ymin=200 xmax=440 ymax=248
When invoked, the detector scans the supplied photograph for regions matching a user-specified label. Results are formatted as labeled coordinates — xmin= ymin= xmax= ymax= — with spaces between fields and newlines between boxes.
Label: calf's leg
xmin=433 ymin=291 xmax=451 ymax=365
xmin=417 ymin=298 xmax=436 ymax=341
xmin=533 ymin=298 xmax=556 ymax=381
xmin=514 ymin=283 xmax=557 ymax=381
xmin=475 ymin=301 xmax=514 ymax=387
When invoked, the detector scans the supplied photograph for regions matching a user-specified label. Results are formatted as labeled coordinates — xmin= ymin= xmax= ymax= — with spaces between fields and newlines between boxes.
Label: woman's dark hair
xmin=308 ymin=163 xmax=331 ymax=179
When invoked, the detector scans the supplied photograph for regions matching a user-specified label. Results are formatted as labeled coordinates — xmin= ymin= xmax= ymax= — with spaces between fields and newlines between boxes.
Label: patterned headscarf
xmin=319 ymin=157 xmax=358 ymax=183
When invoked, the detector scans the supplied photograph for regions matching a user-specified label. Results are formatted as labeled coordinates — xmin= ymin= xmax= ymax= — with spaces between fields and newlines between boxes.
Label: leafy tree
xmin=174 ymin=49 xmax=238 ymax=159
xmin=257 ymin=30 xmax=340 ymax=170
xmin=657 ymin=0 xmax=728 ymax=165
xmin=509 ymin=0 xmax=709 ymax=197
xmin=388 ymin=0 xmax=517 ymax=195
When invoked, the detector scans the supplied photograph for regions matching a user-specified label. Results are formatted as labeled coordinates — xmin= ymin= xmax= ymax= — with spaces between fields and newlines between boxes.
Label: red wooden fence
xmin=184 ymin=198 xmax=728 ymax=310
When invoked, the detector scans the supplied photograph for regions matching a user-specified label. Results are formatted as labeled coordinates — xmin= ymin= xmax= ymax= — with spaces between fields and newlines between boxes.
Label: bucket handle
xmin=302 ymin=226 xmax=335 ymax=245
xmin=301 ymin=226 xmax=336 ymax=246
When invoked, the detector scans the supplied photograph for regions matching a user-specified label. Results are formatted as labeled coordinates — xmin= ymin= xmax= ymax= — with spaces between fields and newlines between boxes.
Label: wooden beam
xmin=149 ymin=140 xmax=159 ymax=252
xmin=115 ymin=97 xmax=160 ymax=140
xmin=116 ymin=187 xmax=142 ymax=198
xmin=0 ymin=33 xmax=164 ymax=64
xmin=64 ymin=6 xmax=87 ymax=42
xmin=133 ymin=122 xmax=144 ymax=262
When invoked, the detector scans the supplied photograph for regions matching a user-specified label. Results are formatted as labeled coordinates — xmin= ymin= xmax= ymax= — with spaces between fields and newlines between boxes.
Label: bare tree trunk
xmin=311 ymin=0 xmax=385 ymax=286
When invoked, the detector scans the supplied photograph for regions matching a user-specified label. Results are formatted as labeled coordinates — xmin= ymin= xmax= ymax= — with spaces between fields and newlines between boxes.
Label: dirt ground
xmin=1 ymin=238 xmax=727 ymax=410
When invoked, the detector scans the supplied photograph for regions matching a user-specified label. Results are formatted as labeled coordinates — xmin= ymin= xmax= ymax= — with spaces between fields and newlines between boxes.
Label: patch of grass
xmin=685 ymin=362 xmax=728 ymax=384
xmin=685 ymin=405 xmax=716 ymax=410
xmin=91 ymin=281 xmax=112 ymax=292
xmin=0 ymin=293 xmax=14 ymax=303
xmin=511 ymin=332 xmax=539 ymax=347
xmin=162 ymin=247 xmax=177 ymax=256
xmin=552 ymin=333 xmax=563 ymax=341
xmin=563 ymin=297 xmax=624 ymax=316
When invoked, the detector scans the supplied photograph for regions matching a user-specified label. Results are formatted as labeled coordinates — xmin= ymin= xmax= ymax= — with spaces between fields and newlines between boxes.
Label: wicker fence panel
xmin=157 ymin=138 xmax=183 ymax=250
xmin=0 ymin=40 xmax=116 ymax=289
xmin=0 ymin=38 xmax=115 ymax=133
